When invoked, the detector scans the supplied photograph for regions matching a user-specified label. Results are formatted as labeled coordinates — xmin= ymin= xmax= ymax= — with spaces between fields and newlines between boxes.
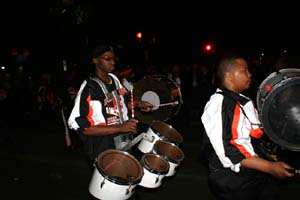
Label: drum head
xmin=257 ymin=68 xmax=300 ymax=151
xmin=96 ymin=149 xmax=143 ymax=184
xmin=141 ymin=153 xmax=169 ymax=174
xmin=150 ymin=120 xmax=183 ymax=145
xmin=133 ymin=75 xmax=183 ymax=124
xmin=154 ymin=140 xmax=184 ymax=164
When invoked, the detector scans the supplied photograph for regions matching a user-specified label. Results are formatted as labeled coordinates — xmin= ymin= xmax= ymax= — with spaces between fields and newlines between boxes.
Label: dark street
xmin=1 ymin=117 xmax=300 ymax=200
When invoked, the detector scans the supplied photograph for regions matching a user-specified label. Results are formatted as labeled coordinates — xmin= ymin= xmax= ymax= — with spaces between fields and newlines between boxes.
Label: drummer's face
xmin=231 ymin=59 xmax=252 ymax=93
xmin=93 ymin=51 xmax=117 ymax=73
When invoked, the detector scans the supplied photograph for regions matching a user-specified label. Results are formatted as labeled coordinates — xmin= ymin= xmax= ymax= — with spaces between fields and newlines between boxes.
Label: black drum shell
xmin=133 ymin=75 xmax=183 ymax=125
xmin=256 ymin=68 xmax=300 ymax=152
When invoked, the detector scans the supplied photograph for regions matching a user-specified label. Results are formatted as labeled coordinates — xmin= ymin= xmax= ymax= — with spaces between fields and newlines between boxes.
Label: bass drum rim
xmin=256 ymin=68 xmax=300 ymax=114
xmin=256 ymin=68 xmax=300 ymax=152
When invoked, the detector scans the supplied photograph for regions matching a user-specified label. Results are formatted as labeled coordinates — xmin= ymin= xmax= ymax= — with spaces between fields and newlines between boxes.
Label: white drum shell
xmin=138 ymin=167 xmax=166 ymax=188
xmin=88 ymin=149 xmax=143 ymax=200
xmin=137 ymin=129 xmax=160 ymax=153
xmin=153 ymin=140 xmax=184 ymax=177
xmin=165 ymin=162 xmax=179 ymax=177
xmin=152 ymin=148 xmax=180 ymax=177
xmin=138 ymin=153 xmax=169 ymax=188
xmin=138 ymin=121 xmax=183 ymax=154
xmin=89 ymin=167 xmax=137 ymax=200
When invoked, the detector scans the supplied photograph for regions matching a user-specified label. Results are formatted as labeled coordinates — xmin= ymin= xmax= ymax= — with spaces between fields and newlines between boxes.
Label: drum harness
xmin=216 ymin=91 xmax=261 ymax=127
xmin=90 ymin=76 xmax=135 ymax=151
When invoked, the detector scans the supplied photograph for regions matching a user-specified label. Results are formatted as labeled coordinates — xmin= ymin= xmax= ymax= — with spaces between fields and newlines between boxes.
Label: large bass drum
xmin=256 ymin=68 xmax=300 ymax=168
xmin=133 ymin=75 xmax=183 ymax=125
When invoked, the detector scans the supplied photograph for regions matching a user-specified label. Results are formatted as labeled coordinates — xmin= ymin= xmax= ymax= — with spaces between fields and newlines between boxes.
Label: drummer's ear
xmin=93 ymin=58 xmax=98 ymax=64
xmin=225 ymin=71 xmax=233 ymax=81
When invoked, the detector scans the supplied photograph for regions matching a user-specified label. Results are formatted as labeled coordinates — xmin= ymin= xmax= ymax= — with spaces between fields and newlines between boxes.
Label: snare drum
xmin=256 ymin=68 xmax=300 ymax=167
xmin=138 ymin=120 xmax=183 ymax=153
xmin=153 ymin=140 xmax=184 ymax=177
xmin=89 ymin=149 xmax=143 ymax=200
xmin=138 ymin=153 xmax=170 ymax=188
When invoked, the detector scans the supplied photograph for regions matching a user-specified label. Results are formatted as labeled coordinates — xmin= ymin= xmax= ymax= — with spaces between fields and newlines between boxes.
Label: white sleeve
xmin=201 ymin=93 xmax=241 ymax=172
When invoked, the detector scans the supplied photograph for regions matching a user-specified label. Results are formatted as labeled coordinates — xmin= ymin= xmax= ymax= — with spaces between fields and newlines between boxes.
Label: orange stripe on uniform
xmin=120 ymin=87 xmax=125 ymax=95
xmin=250 ymin=128 xmax=263 ymax=138
xmin=231 ymin=104 xmax=252 ymax=158
xmin=86 ymin=95 xmax=95 ymax=126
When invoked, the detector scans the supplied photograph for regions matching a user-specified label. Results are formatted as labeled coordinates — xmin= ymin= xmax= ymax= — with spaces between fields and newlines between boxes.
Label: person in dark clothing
xmin=61 ymin=68 xmax=82 ymax=149
xmin=201 ymin=54 xmax=295 ymax=200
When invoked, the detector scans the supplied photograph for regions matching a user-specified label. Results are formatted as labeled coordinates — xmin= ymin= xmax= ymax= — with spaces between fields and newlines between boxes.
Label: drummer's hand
xmin=135 ymin=100 xmax=153 ymax=112
xmin=120 ymin=118 xmax=139 ymax=133
xmin=269 ymin=161 xmax=295 ymax=179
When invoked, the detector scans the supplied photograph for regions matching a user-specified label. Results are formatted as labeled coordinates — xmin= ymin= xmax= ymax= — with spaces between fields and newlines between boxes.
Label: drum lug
xmin=143 ymin=133 xmax=155 ymax=143
xmin=155 ymin=176 xmax=159 ymax=184
xmin=150 ymin=136 xmax=155 ymax=143
xmin=100 ymin=176 xmax=108 ymax=188
xmin=100 ymin=180 xmax=105 ymax=188
xmin=126 ymin=182 xmax=133 ymax=195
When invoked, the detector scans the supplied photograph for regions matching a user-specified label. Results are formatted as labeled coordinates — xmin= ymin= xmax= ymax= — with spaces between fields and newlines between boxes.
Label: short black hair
xmin=214 ymin=54 xmax=245 ymax=87
xmin=92 ymin=44 xmax=114 ymax=58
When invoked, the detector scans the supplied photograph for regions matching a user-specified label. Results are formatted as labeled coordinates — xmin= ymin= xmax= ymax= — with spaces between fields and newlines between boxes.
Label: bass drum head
xmin=133 ymin=75 xmax=183 ymax=125
xmin=257 ymin=68 xmax=300 ymax=151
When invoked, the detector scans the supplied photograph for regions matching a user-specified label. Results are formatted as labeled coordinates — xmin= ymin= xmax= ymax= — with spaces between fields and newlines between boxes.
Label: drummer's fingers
xmin=140 ymin=107 xmax=151 ymax=112
xmin=280 ymin=161 xmax=293 ymax=169
xmin=128 ymin=126 xmax=137 ymax=133
xmin=145 ymin=102 xmax=153 ymax=107
xmin=128 ymin=118 xmax=139 ymax=123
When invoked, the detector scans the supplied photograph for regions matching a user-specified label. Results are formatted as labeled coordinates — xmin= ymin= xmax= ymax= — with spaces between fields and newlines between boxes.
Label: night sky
xmin=1 ymin=1 xmax=300 ymax=64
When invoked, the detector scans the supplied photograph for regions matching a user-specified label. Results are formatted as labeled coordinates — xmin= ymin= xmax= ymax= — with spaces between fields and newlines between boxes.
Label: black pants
xmin=208 ymin=166 xmax=280 ymax=200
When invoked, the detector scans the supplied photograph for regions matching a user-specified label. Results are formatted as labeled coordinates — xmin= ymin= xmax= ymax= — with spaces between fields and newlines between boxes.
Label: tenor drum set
xmin=89 ymin=75 xmax=185 ymax=200
xmin=256 ymin=68 xmax=300 ymax=170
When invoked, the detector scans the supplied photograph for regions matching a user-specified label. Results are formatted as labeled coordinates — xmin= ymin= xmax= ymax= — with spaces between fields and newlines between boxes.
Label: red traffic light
xmin=204 ymin=43 xmax=214 ymax=53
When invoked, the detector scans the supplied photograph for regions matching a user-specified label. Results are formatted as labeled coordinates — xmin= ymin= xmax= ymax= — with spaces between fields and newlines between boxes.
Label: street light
xmin=136 ymin=32 xmax=142 ymax=40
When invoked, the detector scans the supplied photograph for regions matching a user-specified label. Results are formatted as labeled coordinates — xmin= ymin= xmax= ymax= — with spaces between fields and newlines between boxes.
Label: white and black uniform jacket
xmin=68 ymin=73 xmax=129 ymax=160
xmin=201 ymin=88 xmax=264 ymax=173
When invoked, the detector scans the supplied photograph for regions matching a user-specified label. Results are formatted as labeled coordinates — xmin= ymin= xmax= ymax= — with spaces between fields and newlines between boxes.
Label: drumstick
xmin=152 ymin=101 xmax=179 ymax=111
xmin=158 ymin=101 xmax=179 ymax=107
xmin=131 ymin=88 xmax=134 ymax=118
